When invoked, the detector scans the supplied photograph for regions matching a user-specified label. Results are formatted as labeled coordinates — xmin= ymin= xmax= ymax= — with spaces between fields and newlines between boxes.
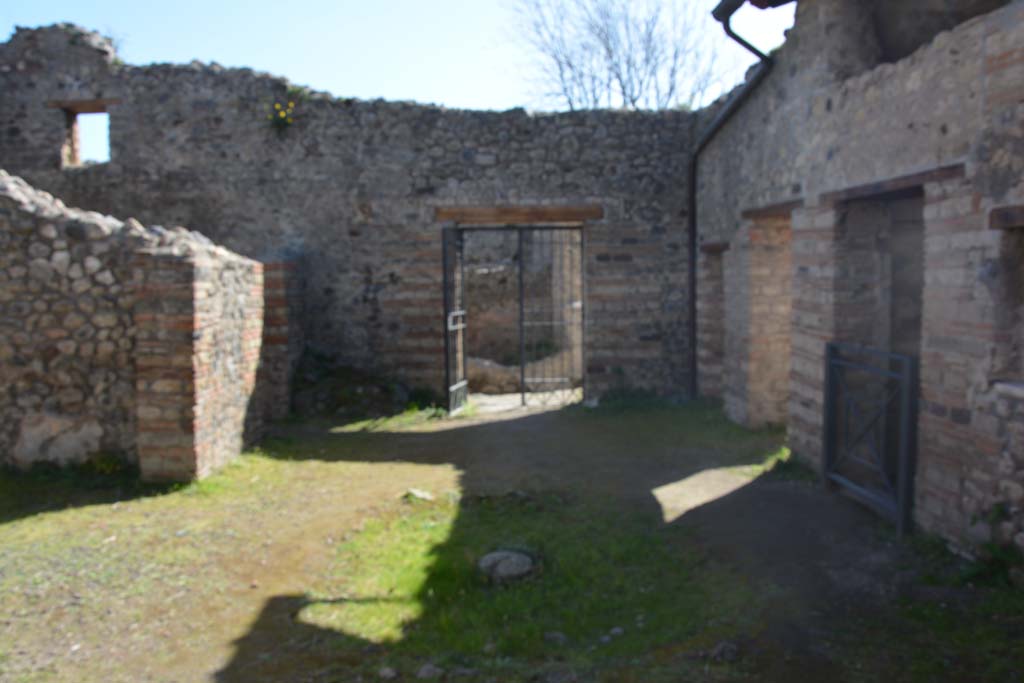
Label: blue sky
xmin=2 ymin=0 xmax=795 ymax=161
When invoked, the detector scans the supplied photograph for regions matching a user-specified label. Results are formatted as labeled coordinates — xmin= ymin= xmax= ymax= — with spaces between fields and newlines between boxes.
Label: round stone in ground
xmin=416 ymin=662 xmax=444 ymax=679
xmin=478 ymin=549 xmax=536 ymax=584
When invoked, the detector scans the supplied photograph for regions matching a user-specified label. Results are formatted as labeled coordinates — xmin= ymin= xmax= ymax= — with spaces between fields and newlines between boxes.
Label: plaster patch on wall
xmin=13 ymin=412 xmax=103 ymax=466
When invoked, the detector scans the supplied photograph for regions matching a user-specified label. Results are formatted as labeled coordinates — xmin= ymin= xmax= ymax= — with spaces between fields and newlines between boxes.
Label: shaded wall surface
xmin=697 ymin=0 xmax=1024 ymax=549
xmin=0 ymin=25 xmax=695 ymax=397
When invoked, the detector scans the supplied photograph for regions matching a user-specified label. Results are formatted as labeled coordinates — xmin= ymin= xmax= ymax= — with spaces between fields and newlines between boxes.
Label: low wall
xmin=133 ymin=240 xmax=269 ymax=481
xmin=0 ymin=170 xmax=295 ymax=480
xmin=1 ymin=171 xmax=143 ymax=466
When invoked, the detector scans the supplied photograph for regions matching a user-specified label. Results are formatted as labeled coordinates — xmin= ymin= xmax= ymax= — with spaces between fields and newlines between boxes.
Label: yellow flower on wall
xmin=268 ymin=93 xmax=300 ymax=134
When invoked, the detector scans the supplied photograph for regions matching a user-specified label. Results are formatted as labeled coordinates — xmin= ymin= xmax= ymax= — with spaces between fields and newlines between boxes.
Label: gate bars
xmin=518 ymin=227 xmax=585 ymax=408
xmin=823 ymin=341 xmax=918 ymax=535
xmin=443 ymin=225 xmax=584 ymax=413
xmin=442 ymin=228 xmax=468 ymax=413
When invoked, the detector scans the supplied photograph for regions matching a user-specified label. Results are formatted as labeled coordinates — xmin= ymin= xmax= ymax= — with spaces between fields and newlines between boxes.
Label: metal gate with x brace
xmin=823 ymin=342 xmax=918 ymax=534
xmin=442 ymin=226 xmax=584 ymax=414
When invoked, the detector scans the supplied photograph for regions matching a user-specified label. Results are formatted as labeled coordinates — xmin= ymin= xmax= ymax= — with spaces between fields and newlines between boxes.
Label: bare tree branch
xmin=512 ymin=0 xmax=726 ymax=111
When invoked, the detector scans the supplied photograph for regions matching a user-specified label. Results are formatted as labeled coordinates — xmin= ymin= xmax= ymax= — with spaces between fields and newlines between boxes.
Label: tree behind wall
xmin=513 ymin=0 xmax=723 ymax=111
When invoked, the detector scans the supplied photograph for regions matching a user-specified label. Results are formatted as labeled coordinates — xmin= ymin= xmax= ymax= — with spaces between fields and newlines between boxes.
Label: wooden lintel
xmin=700 ymin=241 xmax=730 ymax=254
xmin=821 ymin=163 xmax=965 ymax=206
xmin=740 ymin=199 xmax=803 ymax=221
xmin=46 ymin=98 xmax=122 ymax=114
xmin=990 ymin=205 xmax=1024 ymax=231
xmin=435 ymin=205 xmax=604 ymax=225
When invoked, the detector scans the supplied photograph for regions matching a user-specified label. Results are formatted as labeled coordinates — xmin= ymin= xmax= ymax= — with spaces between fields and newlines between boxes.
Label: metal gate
xmin=442 ymin=228 xmax=468 ymax=413
xmin=823 ymin=342 xmax=918 ymax=534
xmin=443 ymin=226 xmax=584 ymax=412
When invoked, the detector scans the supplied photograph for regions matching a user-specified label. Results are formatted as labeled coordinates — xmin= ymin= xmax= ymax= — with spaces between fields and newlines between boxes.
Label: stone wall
xmin=463 ymin=230 xmax=548 ymax=368
xmin=0 ymin=24 xmax=695 ymax=398
xmin=3 ymin=1 xmax=1021 ymax=544
xmin=981 ymin=381 xmax=1024 ymax=549
xmin=0 ymin=171 xmax=140 ymax=466
xmin=696 ymin=0 xmax=1024 ymax=550
xmin=1 ymin=169 xmax=291 ymax=480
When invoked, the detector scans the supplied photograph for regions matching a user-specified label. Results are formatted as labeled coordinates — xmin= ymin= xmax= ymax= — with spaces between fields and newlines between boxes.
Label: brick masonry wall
xmin=2 ymin=169 xmax=284 ymax=481
xmin=192 ymin=251 xmax=265 ymax=478
xmin=723 ymin=219 xmax=792 ymax=428
xmin=749 ymin=224 xmax=793 ymax=427
xmin=787 ymin=205 xmax=838 ymax=465
xmin=133 ymin=248 xmax=198 ymax=480
xmin=698 ymin=0 xmax=1024 ymax=549
xmin=0 ymin=25 xmax=694 ymax=398
xmin=3 ymin=3 xmax=1021 ymax=535
xmin=695 ymin=249 xmax=726 ymax=399
xmin=914 ymin=176 xmax=1018 ymax=547
xmin=258 ymin=262 xmax=303 ymax=421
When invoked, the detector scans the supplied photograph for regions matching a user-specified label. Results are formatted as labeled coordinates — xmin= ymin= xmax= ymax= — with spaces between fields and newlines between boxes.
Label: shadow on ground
xmin=0 ymin=463 xmax=173 ymax=526
xmin=3 ymin=400 xmax=1018 ymax=682
xmin=210 ymin=401 xmax=1022 ymax=683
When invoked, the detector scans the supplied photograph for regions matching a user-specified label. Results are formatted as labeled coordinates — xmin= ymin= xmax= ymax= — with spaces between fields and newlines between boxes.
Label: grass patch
xmin=331 ymin=405 xmax=448 ymax=433
xmin=300 ymin=493 xmax=756 ymax=676
xmin=845 ymin=532 xmax=1024 ymax=682
xmin=8 ymin=399 xmax=1018 ymax=682
xmin=847 ymin=587 xmax=1024 ymax=683
xmin=729 ymin=446 xmax=818 ymax=482
xmin=956 ymin=543 xmax=1024 ymax=588
xmin=575 ymin=397 xmax=787 ymax=470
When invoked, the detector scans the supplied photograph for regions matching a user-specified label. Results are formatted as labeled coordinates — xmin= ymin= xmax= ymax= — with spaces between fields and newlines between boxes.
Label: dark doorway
xmin=443 ymin=226 xmax=584 ymax=413
xmin=823 ymin=190 xmax=925 ymax=532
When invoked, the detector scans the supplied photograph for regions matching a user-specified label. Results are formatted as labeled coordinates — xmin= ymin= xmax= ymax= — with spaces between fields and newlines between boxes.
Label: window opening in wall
xmin=63 ymin=112 xmax=110 ymax=166
xmin=76 ymin=112 xmax=110 ymax=164
xmin=443 ymin=226 xmax=584 ymax=414
xmin=53 ymin=99 xmax=116 ymax=168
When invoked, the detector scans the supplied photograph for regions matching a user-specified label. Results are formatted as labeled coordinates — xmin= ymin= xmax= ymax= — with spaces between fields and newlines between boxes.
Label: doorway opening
xmin=443 ymin=226 xmax=584 ymax=414
xmin=824 ymin=188 xmax=925 ymax=532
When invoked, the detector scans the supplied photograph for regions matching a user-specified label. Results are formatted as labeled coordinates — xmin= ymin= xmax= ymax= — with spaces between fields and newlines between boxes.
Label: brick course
xmin=698 ymin=1 xmax=1024 ymax=550
xmin=0 ymin=26 xmax=694 ymax=398
xmin=1 ymin=170 xmax=296 ymax=481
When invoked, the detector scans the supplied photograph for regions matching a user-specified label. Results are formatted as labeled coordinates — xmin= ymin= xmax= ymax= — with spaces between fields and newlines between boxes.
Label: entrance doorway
xmin=823 ymin=189 xmax=925 ymax=533
xmin=443 ymin=226 xmax=584 ymax=413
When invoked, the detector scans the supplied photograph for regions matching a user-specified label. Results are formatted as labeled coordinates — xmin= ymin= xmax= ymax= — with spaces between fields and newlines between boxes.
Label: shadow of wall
xmin=210 ymin=406 xmax=900 ymax=682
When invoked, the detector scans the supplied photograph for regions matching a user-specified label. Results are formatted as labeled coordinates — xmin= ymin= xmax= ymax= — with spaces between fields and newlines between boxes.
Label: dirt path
xmin=1 ymin=402 xmax=1017 ymax=682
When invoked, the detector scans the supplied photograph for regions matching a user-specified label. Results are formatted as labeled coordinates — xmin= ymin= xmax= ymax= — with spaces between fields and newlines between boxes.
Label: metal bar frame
xmin=442 ymin=227 xmax=453 ymax=410
xmin=442 ymin=227 xmax=469 ymax=414
xmin=446 ymin=224 xmax=585 ymax=411
xmin=518 ymin=227 xmax=526 ymax=407
xmin=823 ymin=341 xmax=918 ymax=535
